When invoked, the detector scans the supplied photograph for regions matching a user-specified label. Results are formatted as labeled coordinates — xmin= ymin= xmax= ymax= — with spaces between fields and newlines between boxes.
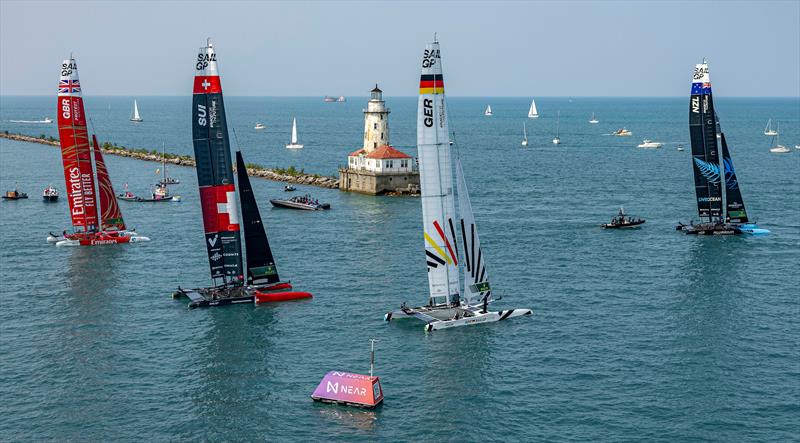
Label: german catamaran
xmin=173 ymin=39 xmax=311 ymax=308
xmin=384 ymin=38 xmax=532 ymax=331
xmin=48 ymin=56 xmax=149 ymax=246
xmin=676 ymin=59 xmax=769 ymax=236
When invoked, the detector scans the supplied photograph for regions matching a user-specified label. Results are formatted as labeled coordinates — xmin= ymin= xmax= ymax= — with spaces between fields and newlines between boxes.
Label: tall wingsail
xmin=192 ymin=40 xmax=243 ymax=284
xmin=418 ymin=39 xmax=460 ymax=306
xmin=689 ymin=60 xmax=723 ymax=222
xmin=92 ymin=134 xmax=125 ymax=231
xmin=235 ymin=151 xmax=280 ymax=286
xmin=719 ymin=132 xmax=749 ymax=223
xmin=455 ymin=156 xmax=490 ymax=307
xmin=57 ymin=56 xmax=99 ymax=232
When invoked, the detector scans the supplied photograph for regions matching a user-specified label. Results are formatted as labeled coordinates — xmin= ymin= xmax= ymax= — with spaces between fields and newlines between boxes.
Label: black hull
xmin=42 ymin=196 xmax=59 ymax=202
xmin=676 ymin=222 xmax=741 ymax=236
xmin=118 ymin=195 xmax=173 ymax=203
xmin=601 ymin=220 xmax=645 ymax=229
xmin=173 ymin=286 xmax=253 ymax=309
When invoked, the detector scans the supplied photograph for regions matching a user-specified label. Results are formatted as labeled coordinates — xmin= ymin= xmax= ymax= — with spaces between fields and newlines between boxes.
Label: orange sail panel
xmin=57 ymin=58 xmax=98 ymax=231
xmin=92 ymin=135 xmax=126 ymax=231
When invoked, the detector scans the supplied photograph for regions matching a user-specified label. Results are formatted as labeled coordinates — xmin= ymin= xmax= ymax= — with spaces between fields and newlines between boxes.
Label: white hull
xmin=521 ymin=140 xmax=528 ymax=146
xmin=769 ymin=146 xmax=790 ymax=153
xmin=384 ymin=304 xmax=532 ymax=331
xmin=528 ymin=115 xmax=538 ymax=119
xmin=130 ymin=118 xmax=143 ymax=122
xmin=552 ymin=138 xmax=561 ymax=145
xmin=286 ymin=143 xmax=304 ymax=149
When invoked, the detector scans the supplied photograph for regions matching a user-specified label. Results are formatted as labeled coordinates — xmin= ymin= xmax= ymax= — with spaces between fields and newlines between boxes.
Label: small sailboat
xmin=769 ymin=121 xmax=790 ymax=153
xmin=527 ymin=99 xmax=538 ymax=118
xmin=158 ymin=143 xmax=180 ymax=185
xmin=484 ymin=105 xmax=492 ymax=116
xmin=589 ymin=112 xmax=599 ymax=124
xmin=521 ymin=122 xmax=528 ymax=146
xmin=130 ymin=99 xmax=143 ymax=122
xmin=764 ymin=118 xmax=778 ymax=136
xmin=285 ymin=117 xmax=303 ymax=149
xmin=48 ymin=56 xmax=148 ymax=246
xmin=254 ymin=122 xmax=265 ymax=130
xmin=552 ymin=111 xmax=561 ymax=144
xmin=173 ymin=39 xmax=311 ymax=308
xmin=384 ymin=37 xmax=532 ymax=332
xmin=676 ymin=58 xmax=768 ymax=236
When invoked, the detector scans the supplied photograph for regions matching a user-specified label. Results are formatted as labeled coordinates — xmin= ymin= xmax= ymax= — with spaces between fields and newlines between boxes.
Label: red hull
xmin=66 ymin=231 xmax=133 ymax=246
xmin=255 ymin=282 xmax=292 ymax=292
xmin=254 ymin=291 xmax=313 ymax=304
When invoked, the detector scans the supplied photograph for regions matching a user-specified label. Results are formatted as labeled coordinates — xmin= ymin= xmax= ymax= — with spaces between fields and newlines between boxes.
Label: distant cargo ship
xmin=323 ymin=96 xmax=346 ymax=103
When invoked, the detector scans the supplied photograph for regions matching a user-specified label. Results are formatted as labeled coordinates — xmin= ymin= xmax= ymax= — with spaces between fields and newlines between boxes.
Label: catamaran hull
xmin=384 ymin=305 xmax=532 ymax=331
xmin=254 ymin=291 xmax=312 ymax=303
xmin=676 ymin=222 xmax=769 ymax=236
xmin=174 ymin=281 xmax=305 ymax=308
xmin=50 ymin=231 xmax=150 ymax=246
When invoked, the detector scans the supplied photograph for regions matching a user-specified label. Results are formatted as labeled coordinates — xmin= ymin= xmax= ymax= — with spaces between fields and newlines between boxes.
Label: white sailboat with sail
xmin=484 ymin=105 xmax=492 ymax=116
xmin=769 ymin=121 xmax=790 ymax=153
xmin=527 ymin=99 xmax=538 ymax=118
xmin=285 ymin=117 xmax=303 ymax=149
xmin=384 ymin=37 xmax=532 ymax=332
xmin=130 ymin=99 xmax=143 ymax=122
xmin=764 ymin=118 xmax=778 ymax=136
xmin=552 ymin=111 xmax=561 ymax=144
xmin=589 ymin=112 xmax=599 ymax=124
xmin=521 ymin=122 xmax=528 ymax=146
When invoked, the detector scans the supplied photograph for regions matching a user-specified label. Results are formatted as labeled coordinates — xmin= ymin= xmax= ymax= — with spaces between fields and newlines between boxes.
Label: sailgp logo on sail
xmin=422 ymin=48 xmax=440 ymax=68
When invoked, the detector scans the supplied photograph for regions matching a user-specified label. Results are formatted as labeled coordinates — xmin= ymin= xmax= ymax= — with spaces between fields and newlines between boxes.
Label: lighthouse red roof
xmin=349 ymin=145 xmax=411 ymax=159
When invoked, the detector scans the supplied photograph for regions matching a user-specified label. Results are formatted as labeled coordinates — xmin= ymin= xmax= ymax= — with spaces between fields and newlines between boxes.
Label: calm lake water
xmin=1 ymin=96 xmax=798 ymax=441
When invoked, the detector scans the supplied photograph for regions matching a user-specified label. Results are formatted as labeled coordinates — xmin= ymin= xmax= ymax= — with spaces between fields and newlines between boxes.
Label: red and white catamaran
xmin=173 ymin=39 xmax=311 ymax=308
xmin=47 ymin=56 xmax=149 ymax=247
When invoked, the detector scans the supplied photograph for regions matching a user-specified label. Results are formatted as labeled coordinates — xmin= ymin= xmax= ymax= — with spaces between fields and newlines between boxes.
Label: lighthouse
xmin=363 ymin=85 xmax=390 ymax=153
xmin=339 ymin=85 xmax=420 ymax=195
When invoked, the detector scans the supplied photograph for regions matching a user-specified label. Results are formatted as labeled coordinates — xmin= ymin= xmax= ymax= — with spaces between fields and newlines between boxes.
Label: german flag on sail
xmin=419 ymin=74 xmax=444 ymax=95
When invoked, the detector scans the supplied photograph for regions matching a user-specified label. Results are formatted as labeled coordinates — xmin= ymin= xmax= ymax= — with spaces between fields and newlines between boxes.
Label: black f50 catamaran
xmin=173 ymin=39 xmax=312 ymax=307
xmin=676 ymin=59 xmax=769 ymax=236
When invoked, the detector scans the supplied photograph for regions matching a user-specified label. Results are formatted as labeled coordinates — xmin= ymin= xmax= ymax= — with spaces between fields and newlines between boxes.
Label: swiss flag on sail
xmin=199 ymin=184 xmax=239 ymax=233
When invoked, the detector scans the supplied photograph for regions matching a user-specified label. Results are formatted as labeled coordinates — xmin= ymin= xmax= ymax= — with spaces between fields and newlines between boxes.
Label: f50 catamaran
xmin=384 ymin=37 xmax=532 ymax=331
xmin=47 ymin=56 xmax=149 ymax=246
xmin=173 ymin=39 xmax=311 ymax=308
xmin=676 ymin=59 xmax=768 ymax=236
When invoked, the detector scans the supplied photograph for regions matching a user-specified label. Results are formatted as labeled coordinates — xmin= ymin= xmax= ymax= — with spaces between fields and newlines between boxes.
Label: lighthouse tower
xmin=363 ymin=84 xmax=389 ymax=153
xmin=339 ymin=84 xmax=419 ymax=195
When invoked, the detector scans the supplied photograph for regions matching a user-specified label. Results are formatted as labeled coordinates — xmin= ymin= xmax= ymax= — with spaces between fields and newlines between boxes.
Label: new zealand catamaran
xmin=173 ymin=40 xmax=312 ymax=308
xmin=47 ymin=56 xmax=149 ymax=247
xmin=676 ymin=59 xmax=769 ymax=236
xmin=384 ymin=38 xmax=532 ymax=331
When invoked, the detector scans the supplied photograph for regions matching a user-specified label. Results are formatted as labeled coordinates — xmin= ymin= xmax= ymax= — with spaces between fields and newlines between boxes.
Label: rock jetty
xmin=0 ymin=131 xmax=339 ymax=189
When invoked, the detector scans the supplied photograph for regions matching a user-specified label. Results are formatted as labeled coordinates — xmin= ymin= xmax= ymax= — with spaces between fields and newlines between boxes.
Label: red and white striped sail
xmin=92 ymin=135 xmax=126 ymax=231
xmin=57 ymin=57 xmax=98 ymax=231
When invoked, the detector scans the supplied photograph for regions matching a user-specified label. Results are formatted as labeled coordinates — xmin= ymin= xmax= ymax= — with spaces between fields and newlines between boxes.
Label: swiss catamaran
xmin=47 ymin=56 xmax=149 ymax=247
xmin=130 ymin=99 xmax=143 ymax=122
xmin=528 ymin=99 xmax=538 ymax=118
xmin=384 ymin=38 xmax=532 ymax=331
xmin=173 ymin=39 xmax=311 ymax=308
xmin=676 ymin=59 xmax=769 ymax=236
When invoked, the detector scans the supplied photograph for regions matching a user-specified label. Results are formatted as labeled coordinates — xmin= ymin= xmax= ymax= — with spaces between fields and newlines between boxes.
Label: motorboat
xmin=677 ymin=144 xmax=685 ymax=151
xmin=601 ymin=207 xmax=645 ymax=229
xmin=2 ymin=187 xmax=28 ymax=200
xmin=637 ymin=139 xmax=662 ymax=149
xmin=42 ymin=185 xmax=59 ymax=202
xmin=613 ymin=128 xmax=632 ymax=136
xmin=270 ymin=194 xmax=330 ymax=210
xmin=254 ymin=122 xmax=265 ymax=130
xmin=284 ymin=185 xmax=296 ymax=192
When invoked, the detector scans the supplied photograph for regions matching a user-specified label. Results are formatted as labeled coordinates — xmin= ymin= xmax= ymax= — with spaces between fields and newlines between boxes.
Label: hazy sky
xmin=1 ymin=1 xmax=798 ymax=97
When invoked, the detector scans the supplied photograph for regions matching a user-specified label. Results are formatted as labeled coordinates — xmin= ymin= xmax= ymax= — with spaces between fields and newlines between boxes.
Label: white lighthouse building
xmin=339 ymin=85 xmax=419 ymax=195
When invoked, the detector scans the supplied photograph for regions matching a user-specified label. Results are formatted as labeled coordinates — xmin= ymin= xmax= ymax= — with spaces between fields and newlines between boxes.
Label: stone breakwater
xmin=0 ymin=132 xmax=339 ymax=189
